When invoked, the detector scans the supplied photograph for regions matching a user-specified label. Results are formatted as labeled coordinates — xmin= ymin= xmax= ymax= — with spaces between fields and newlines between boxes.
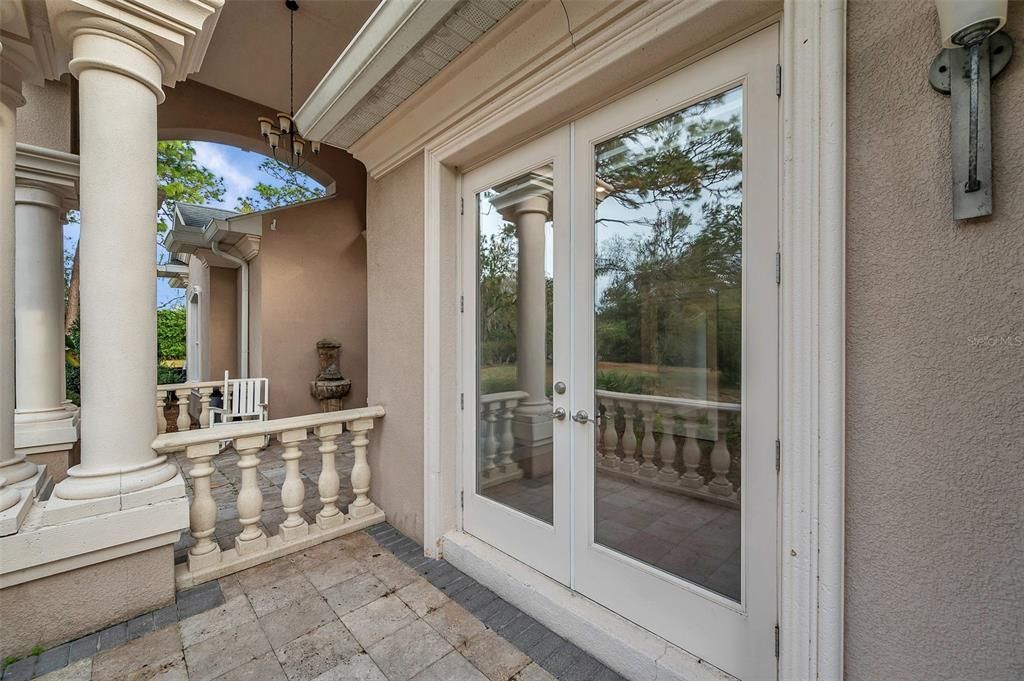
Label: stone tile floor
xmin=5 ymin=525 xmax=626 ymax=681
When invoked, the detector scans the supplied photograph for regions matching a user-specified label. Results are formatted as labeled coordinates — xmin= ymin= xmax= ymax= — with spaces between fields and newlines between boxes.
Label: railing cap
xmin=152 ymin=405 xmax=386 ymax=453
xmin=595 ymin=389 xmax=741 ymax=412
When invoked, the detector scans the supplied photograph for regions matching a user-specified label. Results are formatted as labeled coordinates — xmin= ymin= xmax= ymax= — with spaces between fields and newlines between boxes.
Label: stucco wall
xmin=208 ymin=265 xmax=238 ymax=380
xmin=16 ymin=78 xmax=74 ymax=153
xmin=365 ymin=155 xmax=425 ymax=542
xmin=845 ymin=3 xmax=1024 ymax=680
xmin=254 ymin=193 xmax=368 ymax=419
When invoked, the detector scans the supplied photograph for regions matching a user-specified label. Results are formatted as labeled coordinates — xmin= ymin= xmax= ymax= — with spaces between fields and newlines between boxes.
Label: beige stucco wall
xmin=208 ymin=264 xmax=238 ymax=380
xmin=845 ymin=2 xmax=1024 ymax=680
xmin=253 ymin=193 xmax=368 ymax=419
xmin=16 ymin=77 xmax=74 ymax=153
xmin=0 ymin=546 xmax=174 ymax=657
xmin=365 ymin=155 xmax=425 ymax=542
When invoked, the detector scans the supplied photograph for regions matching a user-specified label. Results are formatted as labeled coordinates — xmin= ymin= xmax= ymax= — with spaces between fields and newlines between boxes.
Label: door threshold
xmin=442 ymin=531 xmax=738 ymax=681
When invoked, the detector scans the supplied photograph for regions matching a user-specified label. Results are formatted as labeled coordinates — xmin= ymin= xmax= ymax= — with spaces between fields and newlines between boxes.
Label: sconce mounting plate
xmin=929 ymin=32 xmax=1014 ymax=93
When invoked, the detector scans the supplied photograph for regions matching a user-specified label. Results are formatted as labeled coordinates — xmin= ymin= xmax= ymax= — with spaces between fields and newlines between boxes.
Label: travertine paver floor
xmin=20 ymin=526 xmax=624 ymax=681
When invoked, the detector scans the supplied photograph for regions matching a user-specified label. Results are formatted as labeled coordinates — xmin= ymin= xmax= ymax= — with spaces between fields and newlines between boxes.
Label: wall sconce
xmin=929 ymin=0 xmax=1013 ymax=219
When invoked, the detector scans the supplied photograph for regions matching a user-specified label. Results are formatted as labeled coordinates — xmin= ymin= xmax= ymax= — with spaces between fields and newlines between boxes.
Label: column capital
xmin=45 ymin=0 xmax=224 ymax=89
xmin=15 ymin=143 xmax=79 ymax=212
xmin=490 ymin=171 xmax=553 ymax=222
xmin=0 ymin=43 xmax=28 ymax=110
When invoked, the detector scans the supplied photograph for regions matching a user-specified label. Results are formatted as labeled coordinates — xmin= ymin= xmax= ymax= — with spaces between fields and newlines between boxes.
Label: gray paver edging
xmin=364 ymin=523 xmax=627 ymax=681
xmin=0 ymin=579 xmax=225 ymax=681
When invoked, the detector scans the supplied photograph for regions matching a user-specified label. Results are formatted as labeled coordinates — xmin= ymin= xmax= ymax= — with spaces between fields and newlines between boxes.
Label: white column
xmin=512 ymin=195 xmax=550 ymax=409
xmin=0 ymin=51 xmax=40 ymax=496
xmin=14 ymin=185 xmax=72 ymax=423
xmin=52 ymin=23 xmax=177 ymax=500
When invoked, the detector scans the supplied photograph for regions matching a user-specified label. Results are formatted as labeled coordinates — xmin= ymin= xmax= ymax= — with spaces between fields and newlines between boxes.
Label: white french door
xmin=461 ymin=25 xmax=779 ymax=680
xmin=461 ymin=129 xmax=573 ymax=585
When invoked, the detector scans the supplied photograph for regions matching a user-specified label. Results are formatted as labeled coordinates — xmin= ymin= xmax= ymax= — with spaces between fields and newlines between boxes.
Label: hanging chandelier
xmin=257 ymin=0 xmax=320 ymax=167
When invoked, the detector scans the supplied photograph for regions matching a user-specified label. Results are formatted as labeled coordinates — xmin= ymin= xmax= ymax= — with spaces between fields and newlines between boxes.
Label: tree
xmin=235 ymin=158 xmax=325 ymax=213
xmin=157 ymin=307 xmax=187 ymax=360
xmin=64 ymin=141 xmax=226 ymax=333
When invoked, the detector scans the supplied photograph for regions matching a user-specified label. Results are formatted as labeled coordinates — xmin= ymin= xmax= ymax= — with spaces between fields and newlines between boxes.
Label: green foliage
xmin=157 ymin=141 xmax=226 ymax=233
xmin=157 ymin=307 xmax=187 ymax=360
xmin=65 ymin=320 xmax=80 ymax=406
xmin=158 ymin=365 xmax=186 ymax=385
xmin=2 ymin=656 xmax=20 ymax=669
xmin=596 ymin=370 xmax=652 ymax=395
xmin=29 ymin=646 xmax=44 ymax=657
xmin=236 ymin=158 xmax=325 ymax=213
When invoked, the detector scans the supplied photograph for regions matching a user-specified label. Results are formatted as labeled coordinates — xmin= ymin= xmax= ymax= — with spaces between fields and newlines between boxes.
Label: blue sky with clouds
xmin=63 ymin=141 xmax=321 ymax=306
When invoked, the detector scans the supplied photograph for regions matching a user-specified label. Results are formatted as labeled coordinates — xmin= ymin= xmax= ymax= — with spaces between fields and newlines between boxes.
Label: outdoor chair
xmin=209 ymin=370 xmax=269 ymax=427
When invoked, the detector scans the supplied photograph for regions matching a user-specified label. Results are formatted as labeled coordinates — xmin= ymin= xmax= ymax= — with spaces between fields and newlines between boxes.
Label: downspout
xmin=211 ymin=241 xmax=249 ymax=379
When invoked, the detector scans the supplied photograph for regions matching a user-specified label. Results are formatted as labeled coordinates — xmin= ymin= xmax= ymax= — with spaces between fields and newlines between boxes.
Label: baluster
xmin=708 ymin=411 xmax=734 ymax=496
xmin=601 ymin=398 xmax=620 ymax=468
xmin=656 ymin=409 xmax=679 ymax=483
xmin=679 ymin=414 xmax=704 ymax=489
xmin=175 ymin=388 xmax=191 ymax=432
xmin=278 ymin=428 xmax=310 ymax=541
xmin=315 ymin=423 xmax=345 ymax=530
xmin=494 ymin=401 xmax=517 ymax=471
xmin=638 ymin=405 xmax=658 ymax=477
xmin=186 ymin=442 xmax=221 ymax=570
xmin=199 ymin=387 xmax=212 ymax=428
xmin=348 ymin=419 xmax=379 ymax=518
xmin=483 ymin=402 xmax=499 ymax=475
xmin=235 ymin=434 xmax=268 ymax=555
xmin=498 ymin=399 xmax=516 ymax=464
xmin=156 ymin=392 xmax=167 ymax=434
xmin=619 ymin=403 xmax=639 ymax=473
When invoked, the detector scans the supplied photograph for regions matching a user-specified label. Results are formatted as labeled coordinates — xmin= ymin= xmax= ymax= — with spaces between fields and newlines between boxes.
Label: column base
xmin=52 ymin=457 xmax=179 ymax=502
xmin=16 ymin=408 xmax=80 ymax=482
xmin=0 ymin=456 xmax=40 ymax=487
xmin=44 ymin=473 xmax=185 ymax=526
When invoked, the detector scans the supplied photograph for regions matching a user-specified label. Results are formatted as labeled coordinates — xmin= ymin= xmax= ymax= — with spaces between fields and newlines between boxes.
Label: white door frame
xmin=419 ymin=2 xmax=846 ymax=678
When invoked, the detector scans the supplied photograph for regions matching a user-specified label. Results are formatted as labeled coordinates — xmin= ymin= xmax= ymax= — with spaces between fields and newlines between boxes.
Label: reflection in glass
xmin=476 ymin=167 xmax=554 ymax=523
xmin=593 ymin=87 xmax=743 ymax=600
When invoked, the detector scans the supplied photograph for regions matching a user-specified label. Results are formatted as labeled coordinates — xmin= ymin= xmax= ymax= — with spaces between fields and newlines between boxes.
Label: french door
xmin=461 ymin=25 xmax=779 ymax=680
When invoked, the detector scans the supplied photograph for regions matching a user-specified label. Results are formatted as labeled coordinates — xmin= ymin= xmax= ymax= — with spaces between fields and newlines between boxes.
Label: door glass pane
xmin=593 ymin=87 xmax=743 ymax=600
xmin=476 ymin=166 xmax=554 ymax=524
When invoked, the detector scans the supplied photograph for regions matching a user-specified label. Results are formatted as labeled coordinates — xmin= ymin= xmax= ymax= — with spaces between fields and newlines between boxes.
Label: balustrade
xmin=155 ymin=380 xmax=229 ymax=433
xmin=596 ymin=390 xmax=740 ymax=507
xmin=478 ymin=391 xmax=528 ymax=488
xmin=152 ymin=405 xmax=386 ymax=588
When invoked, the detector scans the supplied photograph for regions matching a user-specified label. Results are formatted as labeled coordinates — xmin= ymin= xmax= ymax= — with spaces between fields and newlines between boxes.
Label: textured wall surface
xmin=366 ymin=155 xmax=425 ymax=543
xmin=208 ymin=265 xmax=238 ymax=380
xmin=0 ymin=546 xmax=174 ymax=656
xmin=16 ymin=78 xmax=73 ymax=153
xmin=845 ymin=3 xmax=1024 ymax=680
xmin=256 ymin=193 xmax=368 ymax=418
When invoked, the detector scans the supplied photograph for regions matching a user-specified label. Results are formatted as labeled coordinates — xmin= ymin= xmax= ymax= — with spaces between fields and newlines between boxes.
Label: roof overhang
xmin=164 ymin=211 xmax=262 ymax=267
xmin=294 ymin=0 xmax=520 ymax=150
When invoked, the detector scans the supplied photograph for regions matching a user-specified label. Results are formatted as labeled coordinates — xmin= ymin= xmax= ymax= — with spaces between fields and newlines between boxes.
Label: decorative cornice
xmin=43 ymin=0 xmax=224 ymax=86
xmin=14 ymin=143 xmax=80 ymax=211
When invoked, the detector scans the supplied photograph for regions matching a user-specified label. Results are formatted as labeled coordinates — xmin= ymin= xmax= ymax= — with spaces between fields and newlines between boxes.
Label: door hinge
xmin=775 ymin=64 xmax=782 ymax=97
xmin=460 ymin=295 xmax=464 ymax=313
xmin=775 ymin=251 xmax=781 ymax=285
xmin=775 ymin=439 xmax=781 ymax=473
xmin=460 ymin=490 xmax=464 ymax=509
xmin=774 ymin=624 xmax=780 ymax=658
xmin=460 ymin=197 xmax=464 ymax=216
xmin=460 ymin=393 xmax=464 ymax=410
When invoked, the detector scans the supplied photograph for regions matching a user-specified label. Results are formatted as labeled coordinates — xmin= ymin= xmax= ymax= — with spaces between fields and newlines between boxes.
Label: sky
xmin=62 ymin=141 xmax=322 ymax=307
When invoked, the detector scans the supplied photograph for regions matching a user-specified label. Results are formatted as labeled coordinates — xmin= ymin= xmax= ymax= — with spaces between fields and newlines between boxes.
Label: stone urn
xmin=310 ymin=339 xmax=351 ymax=412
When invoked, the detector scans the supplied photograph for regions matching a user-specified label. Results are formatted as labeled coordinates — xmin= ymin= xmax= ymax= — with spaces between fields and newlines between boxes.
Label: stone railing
xmin=152 ymin=405 xmax=386 ymax=588
xmin=596 ymin=390 xmax=741 ymax=507
xmin=156 ymin=380 xmax=228 ymax=433
xmin=478 ymin=391 xmax=529 ymax=489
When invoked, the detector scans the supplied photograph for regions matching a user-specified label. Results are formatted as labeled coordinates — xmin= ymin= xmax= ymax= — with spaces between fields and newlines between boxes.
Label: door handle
xmin=552 ymin=407 xmax=567 ymax=421
xmin=572 ymin=409 xmax=594 ymax=424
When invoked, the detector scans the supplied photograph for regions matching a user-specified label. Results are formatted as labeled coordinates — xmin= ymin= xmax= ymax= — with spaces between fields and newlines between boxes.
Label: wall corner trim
xmin=779 ymin=1 xmax=846 ymax=680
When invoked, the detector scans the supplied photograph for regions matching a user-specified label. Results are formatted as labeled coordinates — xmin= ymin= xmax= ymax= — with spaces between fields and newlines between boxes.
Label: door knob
xmin=552 ymin=407 xmax=567 ymax=421
xmin=572 ymin=409 xmax=593 ymax=424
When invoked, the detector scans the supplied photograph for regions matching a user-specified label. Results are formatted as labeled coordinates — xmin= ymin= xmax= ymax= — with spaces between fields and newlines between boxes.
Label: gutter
xmin=211 ymin=241 xmax=249 ymax=379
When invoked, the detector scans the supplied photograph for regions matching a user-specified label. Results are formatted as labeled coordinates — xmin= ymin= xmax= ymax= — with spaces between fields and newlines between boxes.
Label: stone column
xmin=14 ymin=147 xmax=80 ymax=469
xmin=0 ymin=49 xmax=41 ymax=504
xmin=51 ymin=22 xmax=177 ymax=501
xmin=511 ymin=196 xmax=551 ymax=409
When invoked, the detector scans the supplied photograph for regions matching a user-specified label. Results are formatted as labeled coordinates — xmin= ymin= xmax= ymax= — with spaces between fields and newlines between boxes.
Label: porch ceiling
xmin=191 ymin=0 xmax=380 ymax=115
